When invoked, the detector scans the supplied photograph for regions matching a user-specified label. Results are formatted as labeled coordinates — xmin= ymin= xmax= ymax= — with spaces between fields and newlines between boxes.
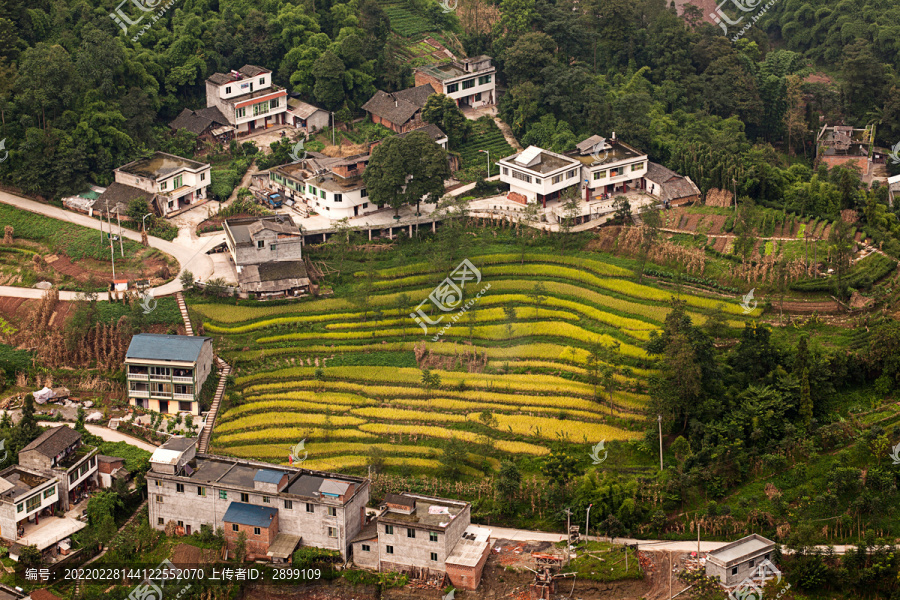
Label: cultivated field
xmin=201 ymin=250 xmax=759 ymax=476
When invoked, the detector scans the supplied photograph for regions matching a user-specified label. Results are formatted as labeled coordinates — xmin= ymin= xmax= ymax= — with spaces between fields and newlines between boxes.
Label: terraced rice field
xmin=201 ymin=251 xmax=758 ymax=476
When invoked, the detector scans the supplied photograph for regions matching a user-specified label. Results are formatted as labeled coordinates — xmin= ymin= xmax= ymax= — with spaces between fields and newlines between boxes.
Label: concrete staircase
xmin=176 ymin=291 xmax=193 ymax=336
xmin=198 ymin=357 xmax=230 ymax=453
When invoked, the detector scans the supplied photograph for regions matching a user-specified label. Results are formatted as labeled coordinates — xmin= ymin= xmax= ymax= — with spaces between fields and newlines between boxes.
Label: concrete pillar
xmin=432 ymin=221 xmax=436 ymax=233
xmin=368 ymin=229 xmax=372 ymax=241
xmin=409 ymin=225 xmax=413 ymax=237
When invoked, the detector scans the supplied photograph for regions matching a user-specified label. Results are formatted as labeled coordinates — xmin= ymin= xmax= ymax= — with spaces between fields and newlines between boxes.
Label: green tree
xmin=439 ymin=437 xmax=467 ymax=479
xmin=234 ymin=531 xmax=247 ymax=562
xmin=312 ymin=50 xmax=346 ymax=110
xmin=363 ymin=131 xmax=450 ymax=218
xmin=495 ymin=461 xmax=521 ymax=514
xmin=18 ymin=545 xmax=41 ymax=570
xmin=422 ymin=94 xmax=470 ymax=148
xmin=420 ymin=368 xmax=441 ymax=394
xmin=543 ymin=448 xmax=578 ymax=486
xmin=613 ymin=196 xmax=632 ymax=223
xmin=529 ymin=282 xmax=547 ymax=317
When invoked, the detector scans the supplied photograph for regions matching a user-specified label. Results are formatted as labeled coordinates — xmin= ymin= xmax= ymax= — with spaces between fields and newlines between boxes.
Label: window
xmin=241 ymin=493 xmax=249 ymax=502
xmin=386 ymin=545 xmax=394 ymax=555
xmin=632 ymin=162 xmax=645 ymax=172
xmin=334 ymin=194 xmax=342 ymax=203
xmin=263 ymin=496 xmax=270 ymax=503
xmin=26 ymin=495 xmax=40 ymax=512
xmin=306 ymin=503 xmax=314 ymax=513
xmin=534 ymin=178 xmax=541 ymax=185
xmin=16 ymin=503 xmax=22 ymax=513
xmin=474 ymin=92 xmax=481 ymax=101
xmin=407 ymin=528 xmax=415 ymax=538
xmin=328 ymin=507 xmax=337 ymax=517
xmin=319 ymin=189 xmax=326 ymax=199
xmin=254 ymin=527 xmax=261 ymax=536
xmin=69 ymin=472 xmax=76 ymax=484
xmin=232 ymin=524 xmax=239 ymax=532
xmin=259 ymin=78 xmax=265 ymax=85
xmin=361 ymin=544 xmax=371 ymax=552
xmin=478 ymin=74 xmax=491 ymax=85
xmin=552 ymin=174 xmax=563 ymax=184
xmin=158 ymin=518 xmax=164 ymax=525
xmin=430 ymin=552 xmax=438 ymax=561
xmin=197 ymin=486 xmax=206 ymax=497
xmin=462 ymin=78 xmax=475 ymax=90
xmin=43 ymin=486 xmax=55 ymax=499
xmin=429 ymin=532 xmax=438 ymax=542
xmin=360 ymin=188 xmax=368 ymax=198
xmin=270 ymin=243 xmax=277 ymax=252
xmin=201 ymin=172 xmax=205 ymax=181
xmin=177 ymin=521 xmax=184 ymax=527
xmin=257 ymin=240 xmax=265 ymax=249
xmin=502 ymin=167 xmax=508 ymax=175
xmin=566 ymin=169 xmax=576 ymax=179
xmin=253 ymin=102 xmax=270 ymax=117
xmin=447 ymin=83 xmax=458 ymax=93
xmin=593 ymin=170 xmax=607 ymax=180
xmin=308 ymin=184 xmax=315 ymax=194
xmin=174 ymin=175 xmax=183 ymax=188
xmin=327 ymin=527 xmax=337 ymax=538
xmin=91 ymin=457 xmax=96 ymax=467
xmin=749 ymin=559 xmax=755 ymax=568
xmin=226 ymin=86 xmax=232 ymax=94
xmin=281 ymin=500 xmax=291 ymax=509
xmin=176 ymin=483 xmax=185 ymax=493
xmin=362 ymin=203 xmax=368 ymax=209
xmin=219 ymin=490 xmax=227 ymax=500
xmin=270 ymin=98 xmax=279 ymax=110
xmin=156 ymin=495 xmax=163 ymax=503
xmin=385 ymin=525 xmax=394 ymax=534
xmin=764 ymin=553 xmax=770 ymax=561
xmin=155 ymin=480 xmax=161 ymax=487
xmin=731 ymin=567 xmax=738 ymax=575
xmin=160 ymin=181 xmax=167 ymax=191
xmin=236 ymin=107 xmax=246 ymax=119
xmin=511 ymin=170 xmax=532 ymax=184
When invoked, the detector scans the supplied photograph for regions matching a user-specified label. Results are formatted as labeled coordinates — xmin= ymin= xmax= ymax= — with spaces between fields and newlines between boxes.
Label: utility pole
xmin=668 ymin=551 xmax=673 ymax=599
xmin=658 ymin=414 xmax=663 ymax=471
xmin=585 ymin=504 xmax=592 ymax=544
xmin=732 ymin=178 xmax=737 ymax=213
xmin=697 ymin=519 xmax=701 ymax=558
xmin=479 ymin=149 xmax=491 ymax=177
xmin=107 ymin=210 xmax=116 ymax=280
xmin=331 ymin=112 xmax=336 ymax=146
xmin=116 ymin=206 xmax=124 ymax=257
xmin=565 ymin=508 xmax=572 ymax=548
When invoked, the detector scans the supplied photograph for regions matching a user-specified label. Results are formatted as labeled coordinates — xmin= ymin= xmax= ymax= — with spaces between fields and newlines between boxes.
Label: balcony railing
xmin=150 ymin=375 xmax=171 ymax=382
xmin=151 ymin=392 xmax=173 ymax=399
xmin=128 ymin=373 xmax=149 ymax=381
xmin=172 ymin=376 xmax=194 ymax=384
xmin=173 ymin=393 xmax=195 ymax=401
xmin=130 ymin=390 xmax=150 ymax=398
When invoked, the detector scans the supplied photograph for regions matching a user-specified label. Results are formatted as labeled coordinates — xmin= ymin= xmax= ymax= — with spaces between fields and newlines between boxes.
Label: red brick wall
xmin=224 ymin=513 xmax=279 ymax=556
xmin=414 ymin=73 xmax=442 ymax=95
xmin=446 ymin=544 xmax=490 ymax=591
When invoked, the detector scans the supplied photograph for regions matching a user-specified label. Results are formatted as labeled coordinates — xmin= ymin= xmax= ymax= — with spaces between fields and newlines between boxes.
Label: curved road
xmin=0 ymin=188 xmax=219 ymax=300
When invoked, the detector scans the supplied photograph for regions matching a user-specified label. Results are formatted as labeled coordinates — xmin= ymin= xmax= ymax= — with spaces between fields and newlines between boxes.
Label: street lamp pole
xmin=658 ymin=414 xmax=663 ymax=471
xmin=142 ymin=213 xmax=153 ymax=232
xmin=479 ymin=149 xmax=490 ymax=177
xmin=116 ymin=206 xmax=124 ymax=257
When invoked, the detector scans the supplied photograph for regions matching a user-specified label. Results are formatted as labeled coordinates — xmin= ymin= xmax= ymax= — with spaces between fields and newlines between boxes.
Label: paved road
xmin=483 ymin=525 xmax=854 ymax=554
xmin=38 ymin=421 xmax=158 ymax=452
xmin=0 ymin=188 xmax=218 ymax=299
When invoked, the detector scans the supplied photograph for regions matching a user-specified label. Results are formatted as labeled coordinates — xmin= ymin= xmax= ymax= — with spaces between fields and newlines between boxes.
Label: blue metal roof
xmin=254 ymin=469 xmax=285 ymax=484
xmin=125 ymin=334 xmax=211 ymax=362
xmin=223 ymin=502 xmax=278 ymax=528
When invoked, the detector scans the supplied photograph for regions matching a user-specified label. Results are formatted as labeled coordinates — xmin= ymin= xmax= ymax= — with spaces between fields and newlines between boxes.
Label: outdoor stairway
xmin=176 ymin=291 xmax=193 ymax=335
xmin=198 ymin=357 xmax=230 ymax=453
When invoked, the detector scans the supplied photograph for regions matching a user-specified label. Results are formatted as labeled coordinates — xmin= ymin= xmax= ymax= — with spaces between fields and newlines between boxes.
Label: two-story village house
xmin=222 ymin=215 xmax=309 ymax=298
xmin=414 ymin=56 xmax=496 ymax=109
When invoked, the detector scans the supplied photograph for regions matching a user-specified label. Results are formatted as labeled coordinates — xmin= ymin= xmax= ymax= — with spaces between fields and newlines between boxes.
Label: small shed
xmin=266 ymin=533 xmax=301 ymax=563
xmin=705 ymin=534 xmax=776 ymax=586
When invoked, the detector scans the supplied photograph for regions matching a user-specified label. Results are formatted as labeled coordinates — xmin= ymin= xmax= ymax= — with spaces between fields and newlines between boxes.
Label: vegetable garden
xmin=200 ymin=249 xmax=759 ymax=477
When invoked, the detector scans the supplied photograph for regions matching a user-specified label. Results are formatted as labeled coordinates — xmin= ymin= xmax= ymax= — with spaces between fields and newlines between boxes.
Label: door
xmin=186 ymin=525 xmax=191 ymax=535
xmin=354 ymin=206 xmax=359 ymax=216
xmin=159 ymin=400 xmax=169 ymax=413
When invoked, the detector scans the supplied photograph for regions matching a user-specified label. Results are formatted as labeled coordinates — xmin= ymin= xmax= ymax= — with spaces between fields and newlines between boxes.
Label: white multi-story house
xmin=415 ymin=56 xmax=496 ymax=109
xmin=95 ymin=152 xmax=212 ymax=218
xmin=496 ymin=146 xmax=582 ymax=207
xmin=125 ymin=334 xmax=215 ymax=415
xmin=206 ymin=65 xmax=288 ymax=135
xmin=271 ymin=153 xmax=375 ymax=220
xmin=571 ymin=134 xmax=649 ymax=200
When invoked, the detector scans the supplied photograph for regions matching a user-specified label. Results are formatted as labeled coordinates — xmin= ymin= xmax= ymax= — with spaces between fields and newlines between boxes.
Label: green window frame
xmin=462 ymin=78 xmax=475 ymax=90
xmin=43 ymin=486 xmax=55 ymax=500
xmin=16 ymin=503 xmax=22 ymax=513
xmin=631 ymin=163 xmax=644 ymax=172
xmin=219 ymin=490 xmax=227 ymax=500
xmin=478 ymin=75 xmax=491 ymax=85
xmin=174 ymin=175 xmax=183 ymax=188
xmin=319 ymin=189 xmax=325 ymax=199
xmin=593 ymin=170 xmax=607 ymax=180
xmin=447 ymin=83 xmax=458 ymax=93
xmin=26 ymin=494 xmax=40 ymax=512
